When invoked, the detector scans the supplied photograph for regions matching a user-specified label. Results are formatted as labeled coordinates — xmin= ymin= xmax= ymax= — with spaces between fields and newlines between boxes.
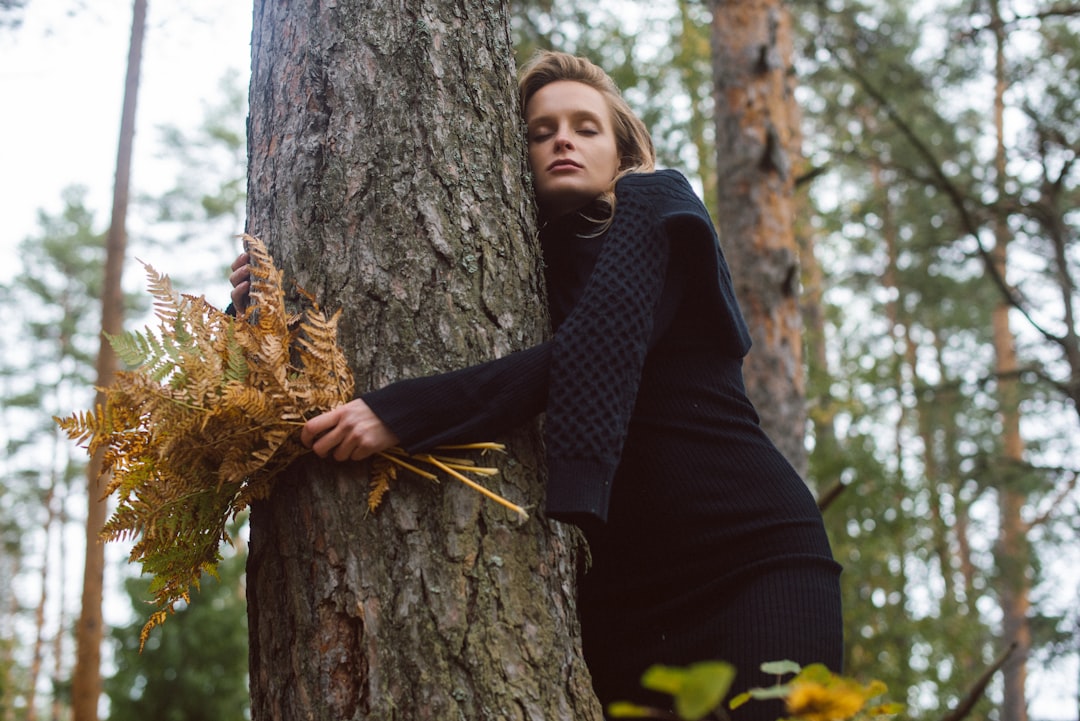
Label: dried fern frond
xmin=56 ymin=234 xmax=525 ymax=646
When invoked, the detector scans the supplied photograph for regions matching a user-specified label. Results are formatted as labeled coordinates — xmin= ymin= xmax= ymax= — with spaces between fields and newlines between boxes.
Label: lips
xmin=547 ymin=159 xmax=582 ymax=171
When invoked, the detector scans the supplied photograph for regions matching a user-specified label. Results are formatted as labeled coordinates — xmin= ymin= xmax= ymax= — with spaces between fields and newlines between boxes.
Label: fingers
xmin=301 ymin=400 xmax=399 ymax=463
xmin=228 ymin=253 xmax=251 ymax=313
xmin=230 ymin=281 xmax=250 ymax=314
xmin=300 ymin=406 xmax=340 ymax=448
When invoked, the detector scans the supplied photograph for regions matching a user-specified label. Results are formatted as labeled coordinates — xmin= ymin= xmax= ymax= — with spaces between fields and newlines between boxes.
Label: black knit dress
xmin=363 ymin=170 xmax=843 ymax=718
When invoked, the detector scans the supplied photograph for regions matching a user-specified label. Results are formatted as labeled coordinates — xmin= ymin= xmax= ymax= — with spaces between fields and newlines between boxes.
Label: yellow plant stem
xmin=435 ymin=462 xmax=499 ymax=476
xmin=376 ymin=450 xmax=440 ymax=481
xmin=418 ymin=454 xmax=529 ymax=522
xmin=435 ymin=442 xmax=506 ymax=454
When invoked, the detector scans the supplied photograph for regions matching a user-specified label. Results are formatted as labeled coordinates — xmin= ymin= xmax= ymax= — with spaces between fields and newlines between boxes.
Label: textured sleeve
xmin=652 ymin=170 xmax=751 ymax=355
xmin=361 ymin=342 xmax=551 ymax=453
xmin=543 ymin=179 xmax=671 ymax=524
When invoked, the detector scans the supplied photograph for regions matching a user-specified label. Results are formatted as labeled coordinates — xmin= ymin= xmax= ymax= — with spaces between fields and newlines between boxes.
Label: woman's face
xmin=525 ymin=80 xmax=620 ymax=220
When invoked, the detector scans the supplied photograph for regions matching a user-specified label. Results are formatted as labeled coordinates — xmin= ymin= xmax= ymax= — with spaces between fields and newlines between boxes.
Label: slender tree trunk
xmin=27 ymin=487 xmax=57 ymax=721
xmin=51 ymin=484 xmax=67 ymax=721
xmin=674 ymin=0 xmax=717 ymax=219
xmin=989 ymin=3 xmax=1030 ymax=719
xmin=796 ymin=143 xmax=836 ymax=481
xmin=708 ymin=0 xmax=807 ymax=473
xmin=244 ymin=2 xmax=600 ymax=719
xmin=799 ymin=232 xmax=832 ymax=447
xmin=1 ymin=548 xmax=23 ymax=721
xmin=994 ymin=251 xmax=1031 ymax=721
xmin=71 ymin=2 xmax=146 ymax=719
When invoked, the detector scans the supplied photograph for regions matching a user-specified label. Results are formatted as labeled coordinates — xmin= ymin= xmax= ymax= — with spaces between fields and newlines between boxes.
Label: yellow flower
xmin=785 ymin=679 xmax=866 ymax=721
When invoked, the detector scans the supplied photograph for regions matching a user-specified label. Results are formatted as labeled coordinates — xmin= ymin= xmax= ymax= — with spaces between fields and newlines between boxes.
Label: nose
xmin=553 ymin=128 xmax=574 ymax=151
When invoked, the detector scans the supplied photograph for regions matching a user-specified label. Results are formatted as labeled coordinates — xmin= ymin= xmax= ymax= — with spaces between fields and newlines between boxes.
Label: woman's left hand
xmin=300 ymin=398 xmax=400 ymax=462
xmin=228 ymin=252 xmax=252 ymax=314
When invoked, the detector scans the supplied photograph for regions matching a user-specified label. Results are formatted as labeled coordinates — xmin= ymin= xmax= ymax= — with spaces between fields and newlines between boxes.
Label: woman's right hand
xmin=228 ymin=252 xmax=251 ymax=314
xmin=300 ymin=398 xmax=400 ymax=462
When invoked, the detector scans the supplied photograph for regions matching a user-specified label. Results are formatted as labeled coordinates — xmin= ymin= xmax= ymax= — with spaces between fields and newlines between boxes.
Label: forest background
xmin=0 ymin=0 xmax=1078 ymax=719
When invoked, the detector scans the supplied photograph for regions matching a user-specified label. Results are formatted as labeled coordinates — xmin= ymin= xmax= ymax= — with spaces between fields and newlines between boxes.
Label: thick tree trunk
xmin=709 ymin=0 xmax=807 ymax=474
xmin=72 ymin=2 xmax=146 ymax=719
xmin=244 ymin=2 xmax=601 ymax=719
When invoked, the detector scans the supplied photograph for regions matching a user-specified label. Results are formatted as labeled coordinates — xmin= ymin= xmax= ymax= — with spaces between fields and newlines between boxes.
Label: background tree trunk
xmin=709 ymin=0 xmax=807 ymax=474
xmin=990 ymin=3 xmax=1030 ymax=717
xmin=244 ymin=2 xmax=601 ymax=719
xmin=72 ymin=1 xmax=146 ymax=718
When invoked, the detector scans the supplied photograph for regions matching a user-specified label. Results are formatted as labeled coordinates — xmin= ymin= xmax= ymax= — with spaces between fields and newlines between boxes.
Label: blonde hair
xmin=518 ymin=50 xmax=656 ymax=223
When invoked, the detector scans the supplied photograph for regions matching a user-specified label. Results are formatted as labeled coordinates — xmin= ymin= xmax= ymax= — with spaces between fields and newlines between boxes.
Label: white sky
xmin=1 ymin=3 xmax=1076 ymax=719
xmin=0 ymin=0 xmax=252 ymax=286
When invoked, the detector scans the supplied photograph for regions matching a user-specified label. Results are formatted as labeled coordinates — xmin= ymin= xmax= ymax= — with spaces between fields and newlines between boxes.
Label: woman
xmin=231 ymin=51 xmax=843 ymax=718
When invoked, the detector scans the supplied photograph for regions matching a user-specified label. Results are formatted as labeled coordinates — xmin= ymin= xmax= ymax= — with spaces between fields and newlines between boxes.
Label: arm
xmin=542 ymin=179 xmax=673 ymax=522
xmin=358 ymin=341 xmax=552 ymax=453
xmin=301 ymin=341 xmax=552 ymax=461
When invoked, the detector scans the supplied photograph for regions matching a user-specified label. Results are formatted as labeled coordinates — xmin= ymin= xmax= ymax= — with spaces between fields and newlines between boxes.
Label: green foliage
xmin=0 ymin=636 xmax=21 ymax=720
xmin=9 ymin=186 xmax=109 ymax=369
xmin=105 ymin=528 xmax=249 ymax=721
xmin=643 ymin=662 xmax=734 ymax=721
xmin=0 ymin=186 xmax=114 ymax=720
xmin=797 ymin=0 xmax=1080 ymax=714
xmin=608 ymin=661 xmax=735 ymax=721
xmin=609 ymin=660 xmax=899 ymax=721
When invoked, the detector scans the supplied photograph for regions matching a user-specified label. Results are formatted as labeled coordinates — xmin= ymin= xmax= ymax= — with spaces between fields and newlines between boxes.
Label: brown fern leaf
xmin=368 ymin=455 xmax=396 ymax=512
xmin=295 ymin=307 xmax=354 ymax=404
xmin=139 ymin=610 xmax=170 ymax=652
xmin=141 ymin=260 xmax=182 ymax=326
xmin=243 ymin=234 xmax=291 ymax=338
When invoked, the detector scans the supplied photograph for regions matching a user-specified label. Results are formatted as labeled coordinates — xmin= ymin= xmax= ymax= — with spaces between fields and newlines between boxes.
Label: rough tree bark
xmin=72 ymin=1 xmax=146 ymax=718
xmin=709 ymin=0 xmax=807 ymax=474
xmin=244 ymin=2 xmax=601 ymax=719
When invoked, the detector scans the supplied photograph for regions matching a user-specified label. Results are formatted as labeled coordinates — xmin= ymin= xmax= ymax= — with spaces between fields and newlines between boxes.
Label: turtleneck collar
xmin=538 ymin=201 xmax=606 ymax=243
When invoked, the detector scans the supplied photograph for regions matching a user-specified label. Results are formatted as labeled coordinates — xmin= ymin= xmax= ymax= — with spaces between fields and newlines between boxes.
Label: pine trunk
xmin=990 ymin=2 xmax=1030 ymax=717
xmin=72 ymin=2 xmax=146 ymax=718
xmin=709 ymin=0 xmax=806 ymax=473
xmin=27 ymin=488 xmax=56 ymax=721
xmin=244 ymin=2 xmax=601 ymax=719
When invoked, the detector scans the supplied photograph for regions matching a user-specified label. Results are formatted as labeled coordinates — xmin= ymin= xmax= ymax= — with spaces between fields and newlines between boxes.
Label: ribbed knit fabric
xmin=362 ymin=170 xmax=842 ymax=715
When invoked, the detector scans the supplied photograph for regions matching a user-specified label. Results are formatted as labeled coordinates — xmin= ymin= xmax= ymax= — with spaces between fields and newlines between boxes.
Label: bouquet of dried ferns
xmin=57 ymin=235 xmax=524 ymax=644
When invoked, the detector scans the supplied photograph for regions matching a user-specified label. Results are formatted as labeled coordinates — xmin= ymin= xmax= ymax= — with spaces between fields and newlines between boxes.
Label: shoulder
xmin=614 ymin=169 xmax=711 ymax=225
xmin=615 ymin=167 xmax=694 ymax=194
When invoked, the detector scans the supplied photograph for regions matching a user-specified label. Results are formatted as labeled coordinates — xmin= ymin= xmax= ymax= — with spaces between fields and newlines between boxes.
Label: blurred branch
xmin=834 ymin=56 xmax=1061 ymax=347
xmin=816 ymin=480 xmax=846 ymax=512
xmin=1030 ymin=470 xmax=1079 ymax=529
xmin=938 ymin=643 xmax=1017 ymax=721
